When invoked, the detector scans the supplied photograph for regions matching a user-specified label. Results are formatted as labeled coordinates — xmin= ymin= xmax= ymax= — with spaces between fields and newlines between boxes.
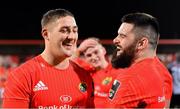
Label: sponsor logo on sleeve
xmin=158 ymin=96 xmax=165 ymax=102
xmin=109 ymin=80 xmax=120 ymax=100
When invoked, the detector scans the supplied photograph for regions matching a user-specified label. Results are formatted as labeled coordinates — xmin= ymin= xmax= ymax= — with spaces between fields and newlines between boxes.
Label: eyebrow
xmin=119 ymin=33 xmax=127 ymax=37
xmin=61 ymin=26 xmax=78 ymax=29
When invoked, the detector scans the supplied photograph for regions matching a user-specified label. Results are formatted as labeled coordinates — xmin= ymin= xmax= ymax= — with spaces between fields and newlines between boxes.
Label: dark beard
xmin=111 ymin=42 xmax=137 ymax=68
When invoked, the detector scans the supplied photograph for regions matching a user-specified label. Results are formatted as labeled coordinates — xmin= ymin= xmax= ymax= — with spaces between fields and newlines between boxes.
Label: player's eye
xmin=86 ymin=54 xmax=92 ymax=57
xmin=60 ymin=28 xmax=69 ymax=33
xmin=73 ymin=28 xmax=78 ymax=33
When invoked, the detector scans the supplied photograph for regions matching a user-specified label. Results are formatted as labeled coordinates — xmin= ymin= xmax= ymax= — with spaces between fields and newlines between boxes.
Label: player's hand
xmin=78 ymin=39 xmax=98 ymax=53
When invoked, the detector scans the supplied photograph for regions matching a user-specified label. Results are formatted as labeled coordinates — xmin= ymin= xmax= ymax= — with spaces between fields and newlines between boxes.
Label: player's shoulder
xmin=70 ymin=60 xmax=91 ymax=74
xmin=10 ymin=55 xmax=40 ymax=74
xmin=114 ymin=68 xmax=133 ymax=81
xmin=70 ymin=60 xmax=93 ymax=83
xmin=70 ymin=57 xmax=95 ymax=72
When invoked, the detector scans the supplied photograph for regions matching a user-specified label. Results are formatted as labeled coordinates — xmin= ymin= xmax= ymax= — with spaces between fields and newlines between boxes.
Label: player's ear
xmin=101 ymin=46 xmax=107 ymax=55
xmin=137 ymin=37 xmax=148 ymax=50
xmin=41 ymin=28 xmax=49 ymax=40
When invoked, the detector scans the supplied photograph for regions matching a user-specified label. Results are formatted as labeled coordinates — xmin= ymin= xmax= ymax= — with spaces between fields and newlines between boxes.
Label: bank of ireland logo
xmin=60 ymin=95 xmax=72 ymax=103
xmin=102 ymin=77 xmax=112 ymax=85
xmin=79 ymin=82 xmax=87 ymax=92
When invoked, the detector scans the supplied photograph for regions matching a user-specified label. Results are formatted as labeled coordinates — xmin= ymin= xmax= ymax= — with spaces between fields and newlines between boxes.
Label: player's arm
xmin=164 ymin=74 xmax=173 ymax=109
xmin=164 ymin=86 xmax=172 ymax=109
xmin=105 ymin=78 xmax=132 ymax=108
xmin=2 ymin=68 xmax=31 ymax=108
xmin=106 ymin=77 xmax=142 ymax=108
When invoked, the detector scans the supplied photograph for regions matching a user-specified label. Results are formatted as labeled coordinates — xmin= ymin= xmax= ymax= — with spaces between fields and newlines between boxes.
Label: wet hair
xmin=121 ymin=12 xmax=160 ymax=49
xmin=41 ymin=8 xmax=74 ymax=28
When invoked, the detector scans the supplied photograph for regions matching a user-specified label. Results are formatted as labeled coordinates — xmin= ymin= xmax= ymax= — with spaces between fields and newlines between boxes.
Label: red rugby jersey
xmin=3 ymin=55 xmax=94 ymax=108
xmin=91 ymin=64 xmax=120 ymax=107
xmin=72 ymin=57 xmax=95 ymax=72
xmin=72 ymin=58 xmax=121 ymax=108
xmin=155 ymin=57 xmax=172 ymax=100
xmin=107 ymin=57 xmax=166 ymax=108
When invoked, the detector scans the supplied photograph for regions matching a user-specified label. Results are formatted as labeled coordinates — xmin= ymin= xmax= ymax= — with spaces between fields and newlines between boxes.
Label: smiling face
xmin=84 ymin=45 xmax=106 ymax=69
xmin=42 ymin=16 xmax=78 ymax=58
xmin=111 ymin=23 xmax=138 ymax=68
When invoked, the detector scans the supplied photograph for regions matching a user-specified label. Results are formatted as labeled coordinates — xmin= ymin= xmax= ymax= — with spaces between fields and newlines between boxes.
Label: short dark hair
xmin=121 ymin=12 xmax=160 ymax=49
xmin=41 ymin=8 xmax=74 ymax=28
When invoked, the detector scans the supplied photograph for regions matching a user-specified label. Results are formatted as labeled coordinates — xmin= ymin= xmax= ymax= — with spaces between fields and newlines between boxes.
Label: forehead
xmin=55 ymin=16 xmax=77 ymax=28
xmin=84 ymin=45 xmax=101 ymax=55
xmin=118 ymin=23 xmax=134 ymax=34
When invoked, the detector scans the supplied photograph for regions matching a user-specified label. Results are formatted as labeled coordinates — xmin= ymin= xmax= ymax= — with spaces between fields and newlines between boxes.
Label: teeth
xmin=116 ymin=46 xmax=122 ymax=50
xmin=64 ymin=43 xmax=72 ymax=46
xmin=116 ymin=47 xmax=121 ymax=50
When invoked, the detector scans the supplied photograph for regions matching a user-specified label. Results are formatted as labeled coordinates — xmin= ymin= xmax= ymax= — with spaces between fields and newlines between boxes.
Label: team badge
xmin=102 ymin=77 xmax=112 ymax=85
xmin=109 ymin=80 xmax=120 ymax=100
xmin=79 ymin=82 xmax=87 ymax=92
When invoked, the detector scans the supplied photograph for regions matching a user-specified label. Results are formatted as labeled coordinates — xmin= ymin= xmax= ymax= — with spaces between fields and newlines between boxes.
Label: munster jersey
xmin=91 ymin=64 xmax=120 ymax=107
xmin=72 ymin=57 xmax=95 ymax=72
xmin=3 ymin=55 xmax=94 ymax=108
xmin=72 ymin=58 xmax=120 ymax=107
xmin=107 ymin=57 xmax=167 ymax=108
xmin=155 ymin=57 xmax=172 ymax=100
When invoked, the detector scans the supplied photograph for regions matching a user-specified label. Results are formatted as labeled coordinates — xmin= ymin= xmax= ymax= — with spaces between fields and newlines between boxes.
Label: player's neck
xmin=54 ymin=59 xmax=70 ymax=70
xmin=41 ymin=52 xmax=70 ymax=70
xmin=132 ymin=49 xmax=156 ymax=65
xmin=101 ymin=59 xmax=109 ymax=69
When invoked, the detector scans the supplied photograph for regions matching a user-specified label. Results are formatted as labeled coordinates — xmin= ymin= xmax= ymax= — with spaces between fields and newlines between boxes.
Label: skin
xmin=83 ymin=45 xmax=108 ymax=70
xmin=113 ymin=23 xmax=136 ymax=57
xmin=113 ymin=22 xmax=154 ymax=66
xmin=41 ymin=16 xmax=78 ymax=69
xmin=111 ymin=23 xmax=139 ymax=68
xmin=113 ymin=22 xmax=170 ymax=108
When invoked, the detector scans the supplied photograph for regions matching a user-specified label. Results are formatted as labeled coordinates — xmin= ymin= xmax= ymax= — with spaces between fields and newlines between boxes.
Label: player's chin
xmin=92 ymin=63 xmax=101 ymax=68
xmin=64 ymin=50 xmax=74 ymax=57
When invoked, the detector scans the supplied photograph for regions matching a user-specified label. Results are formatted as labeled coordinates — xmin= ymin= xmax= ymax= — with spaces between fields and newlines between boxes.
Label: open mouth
xmin=91 ymin=58 xmax=100 ymax=65
xmin=62 ymin=41 xmax=73 ymax=50
xmin=116 ymin=46 xmax=123 ymax=55
xmin=116 ymin=46 xmax=122 ymax=52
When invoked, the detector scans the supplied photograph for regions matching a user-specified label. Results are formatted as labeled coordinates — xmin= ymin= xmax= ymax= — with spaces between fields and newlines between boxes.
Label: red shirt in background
xmin=73 ymin=57 xmax=121 ymax=108
xmin=91 ymin=64 xmax=120 ymax=107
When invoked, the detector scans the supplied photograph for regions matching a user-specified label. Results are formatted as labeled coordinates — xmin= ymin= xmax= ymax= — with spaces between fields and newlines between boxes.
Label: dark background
xmin=0 ymin=0 xmax=180 ymax=40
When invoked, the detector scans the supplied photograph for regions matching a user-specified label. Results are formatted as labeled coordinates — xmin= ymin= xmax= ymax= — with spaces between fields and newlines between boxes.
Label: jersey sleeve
xmin=164 ymin=73 xmax=173 ymax=100
xmin=2 ymin=68 xmax=31 ymax=108
xmin=107 ymin=78 xmax=138 ymax=108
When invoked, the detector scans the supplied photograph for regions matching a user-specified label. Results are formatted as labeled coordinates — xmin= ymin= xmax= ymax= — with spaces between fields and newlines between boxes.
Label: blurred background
xmin=0 ymin=0 xmax=179 ymax=61
xmin=0 ymin=0 xmax=180 ymax=107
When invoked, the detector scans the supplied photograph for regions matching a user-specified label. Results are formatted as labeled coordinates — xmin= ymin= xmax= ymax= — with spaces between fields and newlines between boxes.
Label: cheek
xmin=75 ymin=34 xmax=78 ymax=39
xmin=123 ymin=39 xmax=134 ymax=49
xmin=97 ymin=53 xmax=103 ymax=59
xmin=88 ymin=58 xmax=94 ymax=63
xmin=84 ymin=57 xmax=90 ymax=62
